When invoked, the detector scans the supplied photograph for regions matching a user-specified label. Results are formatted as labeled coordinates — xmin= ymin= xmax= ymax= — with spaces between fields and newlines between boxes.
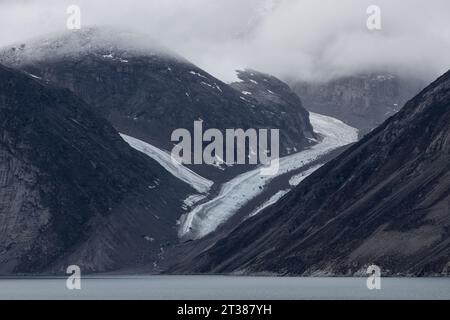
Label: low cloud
xmin=1 ymin=0 xmax=449 ymax=82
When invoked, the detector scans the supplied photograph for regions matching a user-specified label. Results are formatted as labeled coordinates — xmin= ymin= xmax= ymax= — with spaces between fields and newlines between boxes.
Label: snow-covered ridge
xmin=179 ymin=113 xmax=358 ymax=240
xmin=120 ymin=134 xmax=213 ymax=194
xmin=0 ymin=27 xmax=183 ymax=66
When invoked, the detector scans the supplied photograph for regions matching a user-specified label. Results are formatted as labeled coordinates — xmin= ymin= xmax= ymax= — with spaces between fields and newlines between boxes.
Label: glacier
xmin=120 ymin=133 xmax=213 ymax=194
xmin=179 ymin=113 xmax=359 ymax=240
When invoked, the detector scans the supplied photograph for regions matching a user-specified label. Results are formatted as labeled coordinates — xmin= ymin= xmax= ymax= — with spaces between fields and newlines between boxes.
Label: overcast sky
xmin=1 ymin=0 xmax=449 ymax=82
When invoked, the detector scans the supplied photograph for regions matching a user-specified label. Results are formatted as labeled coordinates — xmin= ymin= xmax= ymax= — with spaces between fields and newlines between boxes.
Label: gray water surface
xmin=0 ymin=276 xmax=449 ymax=300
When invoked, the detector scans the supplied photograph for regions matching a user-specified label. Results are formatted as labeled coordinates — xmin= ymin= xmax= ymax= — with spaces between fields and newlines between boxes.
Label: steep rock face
xmin=0 ymin=64 xmax=192 ymax=274
xmin=231 ymin=70 xmax=316 ymax=153
xmin=292 ymin=74 xmax=425 ymax=135
xmin=169 ymin=70 xmax=450 ymax=276
xmin=0 ymin=28 xmax=316 ymax=179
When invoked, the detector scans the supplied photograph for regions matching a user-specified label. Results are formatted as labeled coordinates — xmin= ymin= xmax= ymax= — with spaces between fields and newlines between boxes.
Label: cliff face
xmin=168 ymin=70 xmax=450 ymax=276
xmin=292 ymin=74 xmax=426 ymax=135
xmin=0 ymin=64 xmax=192 ymax=274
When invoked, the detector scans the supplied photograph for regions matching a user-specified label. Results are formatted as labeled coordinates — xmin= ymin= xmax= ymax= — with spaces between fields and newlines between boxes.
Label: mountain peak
xmin=0 ymin=26 xmax=182 ymax=66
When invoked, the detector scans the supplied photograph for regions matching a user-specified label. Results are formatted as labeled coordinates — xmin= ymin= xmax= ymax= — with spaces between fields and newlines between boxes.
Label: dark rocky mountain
xmin=0 ymin=28 xmax=316 ymax=179
xmin=292 ymin=74 xmax=425 ymax=135
xmin=167 ymin=69 xmax=450 ymax=276
xmin=0 ymin=64 xmax=193 ymax=274
xmin=231 ymin=69 xmax=316 ymax=154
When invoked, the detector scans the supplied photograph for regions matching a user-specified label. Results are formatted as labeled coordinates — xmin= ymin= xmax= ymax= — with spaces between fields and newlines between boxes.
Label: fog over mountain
xmin=1 ymin=0 xmax=449 ymax=83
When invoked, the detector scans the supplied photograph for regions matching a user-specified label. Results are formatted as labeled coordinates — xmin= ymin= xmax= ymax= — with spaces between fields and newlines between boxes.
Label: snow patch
xmin=190 ymin=71 xmax=207 ymax=79
xmin=200 ymin=81 xmax=222 ymax=92
xmin=102 ymin=53 xmax=128 ymax=63
xmin=248 ymin=189 xmax=290 ymax=218
xmin=148 ymin=179 xmax=160 ymax=189
xmin=27 ymin=73 xmax=42 ymax=79
xmin=289 ymin=164 xmax=323 ymax=186
xmin=120 ymin=134 xmax=213 ymax=194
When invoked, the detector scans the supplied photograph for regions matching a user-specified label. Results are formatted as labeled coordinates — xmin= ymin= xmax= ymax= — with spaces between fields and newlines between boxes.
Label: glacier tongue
xmin=179 ymin=113 xmax=359 ymax=240
xmin=120 ymin=134 xmax=213 ymax=194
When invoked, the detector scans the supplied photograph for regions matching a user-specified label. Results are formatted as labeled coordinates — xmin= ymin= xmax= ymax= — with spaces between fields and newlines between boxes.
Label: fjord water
xmin=0 ymin=276 xmax=449 ymax=300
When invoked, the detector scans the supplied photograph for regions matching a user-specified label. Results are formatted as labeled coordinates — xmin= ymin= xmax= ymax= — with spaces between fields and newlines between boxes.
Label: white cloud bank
xmin=1 ymin=0 xmax=449 ymax=82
